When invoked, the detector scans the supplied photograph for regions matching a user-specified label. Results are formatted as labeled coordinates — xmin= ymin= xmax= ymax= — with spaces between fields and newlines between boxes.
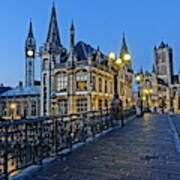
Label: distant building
xmin=0 ymin=21 xmax=40 ymax=119
xmin=136 ymin=42 xmax=180 ymax=113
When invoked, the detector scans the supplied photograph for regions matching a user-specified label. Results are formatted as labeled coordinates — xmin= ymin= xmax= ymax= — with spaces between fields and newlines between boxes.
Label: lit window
xmin=76 ymin=72 xmax=88 ymax=91
xmin=56 ymin=73 xmax=68 ymax=92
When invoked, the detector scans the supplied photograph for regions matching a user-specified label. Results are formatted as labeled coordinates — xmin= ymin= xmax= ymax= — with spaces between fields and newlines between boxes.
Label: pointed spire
xmin=70 ymin=20 xmax=75 ymax=31
xmin=121 ymin=32 xmax=128 ymax=53
xmin=25 ymin=19 xmax=36 ymax=50
xmin=70 ymin=20 xmax=75 ymax=50
xmin=28 ymin=19 xmax=34 ymax=38
xmin=46 ymin=4 xmax=61 ymax=47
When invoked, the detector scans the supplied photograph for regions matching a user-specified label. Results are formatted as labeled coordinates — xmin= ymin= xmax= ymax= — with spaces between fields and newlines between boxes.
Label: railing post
xmin=53 ymin=117 xmax=58 ymax=155
xmin=82 ymin=113 xmax=87 ymax=143
xmin=4 ymin=126 xmax=8 ymax=180
xmin=38 ymin=120 xmax=43 ymax=165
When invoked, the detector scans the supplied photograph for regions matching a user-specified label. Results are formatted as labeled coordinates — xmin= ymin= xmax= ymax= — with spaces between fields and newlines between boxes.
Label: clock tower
xmin=25 ymin=20 xmax=36 ymax=87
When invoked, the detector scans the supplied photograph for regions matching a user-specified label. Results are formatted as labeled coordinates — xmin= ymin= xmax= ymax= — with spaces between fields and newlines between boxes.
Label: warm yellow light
xmin=149 ymin=89 xmax=153 ymax=94
xmin=142 ymin=96 xmax=147 ymax=101
xmin=123 ymin=53 xmax=131 ymax=61
xmin=136 ymin=75 xmax=141 ymax=82
xmin=108 ymin=52 xmax=116 ymax=60
xmin=143 ymin=89 xmax=149 ymax=94
xmin=10 ymin=103 xmax=17 ymax=110
xmin=115 ymin=58 xmax=122 ymax=65
xmin=27 ymin=50 xmax=34 ymax=57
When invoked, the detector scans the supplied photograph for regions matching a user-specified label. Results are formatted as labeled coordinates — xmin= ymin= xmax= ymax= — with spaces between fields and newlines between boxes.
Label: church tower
xmin=25 ymin=20 xmax=36 ymax=87
xmin=120 ymin=33 xmax=132 ymax=71
xmin=154 ymin=42 xmax=173 ymax=86
xmin=40 ymin=4 xmax=65 ymax=116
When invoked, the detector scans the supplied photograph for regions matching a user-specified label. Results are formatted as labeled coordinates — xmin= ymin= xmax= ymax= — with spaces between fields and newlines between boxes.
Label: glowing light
xmin=27 ymin=50 xmax=34 ymax=57
xmin=149 ymin=89 xmax=153 ymax=94
xmin=123 ymin=53 xmax=131 ymax=61
xmin=10 ymin=103 xmax=17 ymax=110
xmin=143 ymin=89 xmax=149 ymax=94
xmin=108 ymin=52 xmax=116 ymax=60
xmin=142 ymin=96 xmax=147 ymax=101
xmin=136 ymin=75 xmax=141 ymax=82
xmin=115 ymin=58 xmax=122 ymax=65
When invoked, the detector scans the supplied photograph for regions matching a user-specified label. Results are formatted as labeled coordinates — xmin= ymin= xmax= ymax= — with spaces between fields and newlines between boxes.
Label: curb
xmin=168 ymin=115 xmax=180 ymax=153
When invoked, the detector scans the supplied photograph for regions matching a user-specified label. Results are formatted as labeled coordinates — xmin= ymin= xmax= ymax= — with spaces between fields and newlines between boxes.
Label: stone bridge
xmin=13 ymin=114 xmax=180 ymax=180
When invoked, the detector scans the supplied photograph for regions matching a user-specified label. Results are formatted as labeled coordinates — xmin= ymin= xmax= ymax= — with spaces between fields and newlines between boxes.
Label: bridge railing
xmin=0 ymin=108 xmax=135 ymax=180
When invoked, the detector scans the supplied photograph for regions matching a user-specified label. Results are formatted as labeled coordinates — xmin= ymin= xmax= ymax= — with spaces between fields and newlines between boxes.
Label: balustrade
xmin=0 ymin=108 xmax=135 ymax=180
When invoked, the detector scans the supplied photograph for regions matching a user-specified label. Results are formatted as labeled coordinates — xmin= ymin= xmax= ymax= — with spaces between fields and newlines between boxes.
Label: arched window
xmin=56 ymin=72 xmax=68 ymax=92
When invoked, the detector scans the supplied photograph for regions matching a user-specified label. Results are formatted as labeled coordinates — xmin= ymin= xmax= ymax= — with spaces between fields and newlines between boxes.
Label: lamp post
xmin=10 ymin=103 xmax=17 ymax=121
xmin=108 ymin=51 xmax=131 ymax=127
xmin=135 ymin=73 xmax=144 ymax=116
xmin=143 ymin=88 xmax=153 ymax=112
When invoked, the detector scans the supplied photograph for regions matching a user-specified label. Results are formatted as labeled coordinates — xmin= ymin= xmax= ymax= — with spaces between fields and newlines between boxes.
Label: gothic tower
xmin=40 ymin=4 xmax=65 ymax=116
xmin=25 ymin=20 xmax=36 ymax=87
xmin=120 ymin=33 xmax=132 ymax=70
xmin=154 ymin=42 xmax=173 ymax=86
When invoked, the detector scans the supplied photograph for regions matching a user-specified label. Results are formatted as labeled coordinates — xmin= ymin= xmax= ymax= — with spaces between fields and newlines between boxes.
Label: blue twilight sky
xmin=0 ymin=0 xmax=180 ymax=87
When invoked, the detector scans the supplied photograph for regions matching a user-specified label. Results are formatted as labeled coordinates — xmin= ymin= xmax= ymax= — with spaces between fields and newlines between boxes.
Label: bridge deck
xmin=14 ymin=114 xmax=180 ymax=180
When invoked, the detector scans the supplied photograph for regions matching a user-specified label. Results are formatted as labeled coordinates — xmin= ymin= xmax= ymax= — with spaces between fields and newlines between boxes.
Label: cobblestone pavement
xmin=170 ymin=114 xmax=180 ymax=136
xmin=16 ymin=114 xmax=180 ymax=180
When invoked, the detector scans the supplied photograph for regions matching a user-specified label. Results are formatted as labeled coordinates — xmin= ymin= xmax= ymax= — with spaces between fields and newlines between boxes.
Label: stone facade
xmin=0 ymin=5 xmax=134 ymax=119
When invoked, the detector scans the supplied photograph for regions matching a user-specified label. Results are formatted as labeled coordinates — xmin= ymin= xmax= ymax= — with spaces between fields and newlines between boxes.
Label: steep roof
xmin=46 ymin=5 xmax=62 ymax=47
xmin=74 ymin=41 xmax=105 ymax=61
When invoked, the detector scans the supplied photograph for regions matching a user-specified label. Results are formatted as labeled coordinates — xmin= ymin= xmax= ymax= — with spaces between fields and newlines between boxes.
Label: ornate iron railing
xmin=0 ymin=109 xmax=135 ymax=180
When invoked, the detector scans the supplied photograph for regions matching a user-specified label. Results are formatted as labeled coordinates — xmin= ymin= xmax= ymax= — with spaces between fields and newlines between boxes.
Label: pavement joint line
xmin=168 ymin=115 xmax=180 ymax=153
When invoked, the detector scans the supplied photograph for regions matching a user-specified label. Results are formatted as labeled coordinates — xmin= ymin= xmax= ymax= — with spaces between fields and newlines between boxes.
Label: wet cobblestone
xmin=15 ymin=114 xmax=180 ymax=180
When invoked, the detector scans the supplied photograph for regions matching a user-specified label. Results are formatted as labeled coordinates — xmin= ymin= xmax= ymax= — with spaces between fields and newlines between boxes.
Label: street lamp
xmin=10 ymin=103 xmax=17 ymax=120
xmin=135 ymin=73 xmax=144 ymax=116
xmin=108 ymin=51 xmax=131 ymax=127
xmin=143 ymin=88 xmax=153 ymax=112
